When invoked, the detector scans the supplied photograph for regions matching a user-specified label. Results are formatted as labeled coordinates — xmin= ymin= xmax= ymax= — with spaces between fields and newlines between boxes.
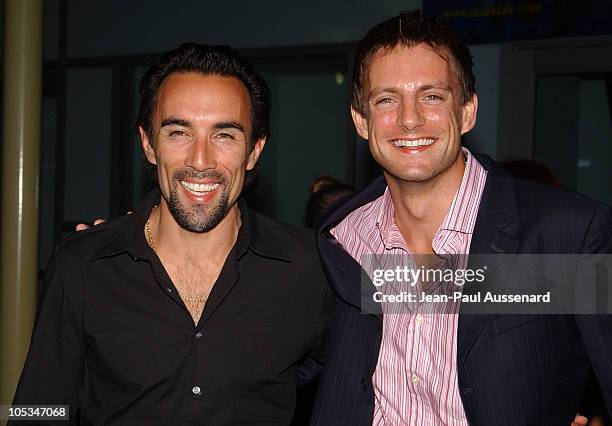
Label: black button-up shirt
xmin=14 ymin=190 xmax=333 ymax=425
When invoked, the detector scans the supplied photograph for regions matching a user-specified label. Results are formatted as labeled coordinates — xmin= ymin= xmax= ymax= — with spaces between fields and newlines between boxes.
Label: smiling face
xmin=352 ymin=43 xmax=477 ymax=188
xmin=140 ymin=72 xmax=265 ymax=233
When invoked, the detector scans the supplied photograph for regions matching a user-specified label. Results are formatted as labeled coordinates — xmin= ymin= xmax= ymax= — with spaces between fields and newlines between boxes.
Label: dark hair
xmin=305 ymin=175 xmax=355 ymax=228
xmin=136 ymin=43 xmax=271 ymax=151
xmin=352 ymin=10 xmax=475 ymax=115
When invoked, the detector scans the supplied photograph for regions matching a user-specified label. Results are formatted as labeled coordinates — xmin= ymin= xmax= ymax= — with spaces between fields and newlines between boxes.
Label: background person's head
xmin=305 ymin=175 xmax=355 ymax=228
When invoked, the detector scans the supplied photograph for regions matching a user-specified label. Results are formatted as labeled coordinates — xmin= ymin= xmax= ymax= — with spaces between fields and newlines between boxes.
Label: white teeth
xmin=180 ymin=181 xmax=220 ymax=194
xmin=393 ymin=138 xmax=434 ymax=147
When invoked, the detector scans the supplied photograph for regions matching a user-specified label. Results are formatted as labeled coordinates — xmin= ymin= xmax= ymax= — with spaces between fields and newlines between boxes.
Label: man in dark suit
xmin=312 ymin=11 xmax=612 ymax=426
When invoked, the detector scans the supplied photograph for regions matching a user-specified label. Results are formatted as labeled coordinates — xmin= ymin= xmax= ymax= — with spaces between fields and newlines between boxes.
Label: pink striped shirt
xmin=331 ymin=149 xmax=487 ymax=425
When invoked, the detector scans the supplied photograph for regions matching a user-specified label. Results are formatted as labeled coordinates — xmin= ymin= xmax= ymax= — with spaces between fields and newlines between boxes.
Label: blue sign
xmin=423 ymin=0 xmax=612 ymax=43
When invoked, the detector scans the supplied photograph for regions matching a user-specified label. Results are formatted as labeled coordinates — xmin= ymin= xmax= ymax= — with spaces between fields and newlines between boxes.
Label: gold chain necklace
xmin=145 ymin=209 xmax=207 ymax=305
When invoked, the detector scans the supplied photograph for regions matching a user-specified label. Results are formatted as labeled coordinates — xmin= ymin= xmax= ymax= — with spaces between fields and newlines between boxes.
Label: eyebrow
xmin=212 ymin=121 xmax=245 ymax=133
xmin=368 ymin=84 xmax=454 ymax=100
xmin=160 ymin=118 xmax=191 ymax=128
xmin=420 ymin=84 xmax=453 ymax=92
xmin=368 ymin=87 xmax=401 ymax=100
xmin=159 ymin=119 xmax=245 ymax=134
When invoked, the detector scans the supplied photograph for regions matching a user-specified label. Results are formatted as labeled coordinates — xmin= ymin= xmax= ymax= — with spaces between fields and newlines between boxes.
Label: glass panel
xmin=39 ymin=98 xmax=57 ymax=271
xmin=132 ymin=66 xmax=153 ymax=202
xmin=111 ymin=65 xmax=153 ymax=215
xmin=246 ymin=60 xmax=351 ymax=226
xmin=534 ymin=74 xmax=612 ymax=204
xmin=64 ymin=67 xmax=112 ymax=222
xmin=576 ymin=78 xmax=612 ymax=204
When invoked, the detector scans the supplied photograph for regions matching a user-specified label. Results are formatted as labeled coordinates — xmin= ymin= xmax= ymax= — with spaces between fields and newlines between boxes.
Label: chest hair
xmin=165 ymin=254 xmax=223 ymax=324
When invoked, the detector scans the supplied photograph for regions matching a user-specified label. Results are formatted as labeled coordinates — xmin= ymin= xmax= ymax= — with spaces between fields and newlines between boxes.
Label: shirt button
xmin=415 ymin=315 xmax=424 ymax=325
xmin=192 ymin=386 xmax=201 ymax=395
xmin=195 ymin=331 xmax=203 ymax=339
xmin=411 ymin=375 xmax=420 ymax=385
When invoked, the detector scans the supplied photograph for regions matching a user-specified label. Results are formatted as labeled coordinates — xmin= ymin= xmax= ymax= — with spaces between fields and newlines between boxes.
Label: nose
xmin=396 ymin=97 xmax=424 ymax=131
xmin=185 ymin=136 xmax=216 ymax=171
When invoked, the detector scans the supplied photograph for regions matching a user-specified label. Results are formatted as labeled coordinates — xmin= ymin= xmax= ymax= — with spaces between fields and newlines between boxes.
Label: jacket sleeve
xmin=11 ymin=250 xmax=85 ymax=425
xmin=575 ymin=203 xmax=612 ymax=417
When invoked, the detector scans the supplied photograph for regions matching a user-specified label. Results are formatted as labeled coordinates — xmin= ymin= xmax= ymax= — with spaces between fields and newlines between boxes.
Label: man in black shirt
xmin=13 ymin=43 xmax=332 ymax=425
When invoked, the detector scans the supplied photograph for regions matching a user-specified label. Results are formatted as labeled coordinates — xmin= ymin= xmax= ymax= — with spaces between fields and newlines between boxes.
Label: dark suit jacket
xmin=311 ymin=155 xmax=612 ymax=425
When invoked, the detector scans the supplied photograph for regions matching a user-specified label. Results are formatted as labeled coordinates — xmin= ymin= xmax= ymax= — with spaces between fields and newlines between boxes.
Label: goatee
xmin=166 ymin=169 xmax=230 ymax=233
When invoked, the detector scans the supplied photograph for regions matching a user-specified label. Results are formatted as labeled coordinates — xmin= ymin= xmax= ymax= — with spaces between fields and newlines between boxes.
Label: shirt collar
xmin=374 ymin=187 xmax=407 ymax=250
xmin=373 ymin=147 xmax=487 ymax=251
xmin=238 ymin=199 xmax=292 ymax=262
xmin=90 ymin=189 xmax=291 ymax=263
xmin=438 ymin=148 xmax=487 ymax=234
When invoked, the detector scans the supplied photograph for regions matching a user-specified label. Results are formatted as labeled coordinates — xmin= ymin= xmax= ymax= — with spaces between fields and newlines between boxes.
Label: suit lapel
xmin=317 ymin=176 xmax=387 ymax=317
xmin=318 ymin=236 xmax=382 ymax=317
xmin=458 ymin=155 xmax=521 ymax=372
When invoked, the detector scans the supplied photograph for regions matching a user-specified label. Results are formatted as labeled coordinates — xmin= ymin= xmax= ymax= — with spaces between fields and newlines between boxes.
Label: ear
xmin=139 ymin=126 xmax=157 ymax=166
xmin=246 ymin=137 xmax=266 ymax=171
xmin=460 ymin=93 xmax=478 ymax=135
xmin=350 ymin=106 xmax=369 ymax=140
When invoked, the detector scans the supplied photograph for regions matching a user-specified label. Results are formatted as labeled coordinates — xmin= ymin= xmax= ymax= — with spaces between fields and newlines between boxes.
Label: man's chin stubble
xmin=166 ymin=189 xmax=231 ymax=234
